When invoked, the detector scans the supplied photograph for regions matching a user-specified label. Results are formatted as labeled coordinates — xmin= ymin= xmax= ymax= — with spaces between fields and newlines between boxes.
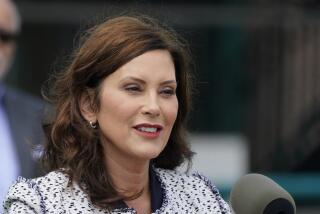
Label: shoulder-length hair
xmin=42 ymin=15 xmax=194 ymax=209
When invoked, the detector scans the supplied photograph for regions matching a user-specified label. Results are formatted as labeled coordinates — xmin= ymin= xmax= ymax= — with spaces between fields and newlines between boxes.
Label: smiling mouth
xmin=135 ymin=127 xmax=159 ymax=133
xmin=133 ymin=124 xmax=163 ymax=138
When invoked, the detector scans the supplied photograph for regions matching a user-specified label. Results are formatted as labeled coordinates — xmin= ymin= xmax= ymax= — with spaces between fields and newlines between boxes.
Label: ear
xmin=79 ymin=89 xmax=97 ymax=123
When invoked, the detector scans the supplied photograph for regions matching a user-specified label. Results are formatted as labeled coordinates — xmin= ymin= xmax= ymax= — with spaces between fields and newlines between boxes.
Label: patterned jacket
xmin=3 ymin=168 xmax=232 ymax=214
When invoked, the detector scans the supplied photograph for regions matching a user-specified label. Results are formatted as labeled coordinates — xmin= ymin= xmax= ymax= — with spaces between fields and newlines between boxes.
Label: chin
xmin=132 ymin=147 xmax=163 ymax=161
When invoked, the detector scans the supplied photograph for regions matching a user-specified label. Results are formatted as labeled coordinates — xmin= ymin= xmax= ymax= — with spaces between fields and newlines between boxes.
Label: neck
xmin=105 ymin=154 xmax=152 ymax=213
xmin=105 ymin=152 xmax=150 ymax=197
xmin=102 ymin=138 xmax=152 ymax=213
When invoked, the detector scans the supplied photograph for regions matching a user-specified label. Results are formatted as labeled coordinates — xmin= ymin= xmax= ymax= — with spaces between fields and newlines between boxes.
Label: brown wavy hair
xmin=41 ymin=15 xmax=194 ymax=209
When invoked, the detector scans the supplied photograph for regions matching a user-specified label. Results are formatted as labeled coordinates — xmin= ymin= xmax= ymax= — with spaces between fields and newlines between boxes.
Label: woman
xmin=4 ymin=16 xmax=231 ymax=213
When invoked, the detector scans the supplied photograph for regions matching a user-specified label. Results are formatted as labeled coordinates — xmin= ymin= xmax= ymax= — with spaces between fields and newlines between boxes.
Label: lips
xmin=133 ymin=123 xmax=163 ymax=139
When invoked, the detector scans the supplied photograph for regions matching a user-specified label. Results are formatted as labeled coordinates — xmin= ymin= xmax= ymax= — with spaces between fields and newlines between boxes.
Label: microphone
xmin=229 ymin=174 xmax=296 ymax=214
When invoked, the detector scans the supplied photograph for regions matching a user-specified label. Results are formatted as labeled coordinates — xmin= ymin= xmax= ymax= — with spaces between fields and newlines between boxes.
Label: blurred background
xmin=7 ymin=0 xmax=320 ymax=212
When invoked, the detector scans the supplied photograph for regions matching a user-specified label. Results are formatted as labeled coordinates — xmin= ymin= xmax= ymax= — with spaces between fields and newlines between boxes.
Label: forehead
xmin=100 ymin=50 xmax=176 ymax=88
xmin=115 ymin=50 xmax=176 ymax=79
xmin=0 ymin=0 xmax=19 ymax=32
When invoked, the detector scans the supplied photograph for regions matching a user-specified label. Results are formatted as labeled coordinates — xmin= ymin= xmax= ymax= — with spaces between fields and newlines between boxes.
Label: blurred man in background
xmin=0 ymin=0 xmax=43 ymax=205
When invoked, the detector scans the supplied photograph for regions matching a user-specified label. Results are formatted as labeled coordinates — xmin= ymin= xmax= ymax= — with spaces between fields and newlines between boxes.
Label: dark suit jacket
xmin=3 ymin=86 xmax=44 ymax=178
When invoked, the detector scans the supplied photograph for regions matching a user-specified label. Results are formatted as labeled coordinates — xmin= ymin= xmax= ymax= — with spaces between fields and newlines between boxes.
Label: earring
xmin=89 ymin=121 xmax=97 ymax=129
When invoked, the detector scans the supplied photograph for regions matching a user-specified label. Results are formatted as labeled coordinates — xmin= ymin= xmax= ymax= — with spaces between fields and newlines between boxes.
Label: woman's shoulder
xmin=155 ymin=167 xmax=220 ymax=191
xmin=3 ymin=170 xmax=69 ymax=213
xmin=7 ymin=170 xmax=70 ymax=196
xmin=154 ymin=167 xmax=232 ymax=213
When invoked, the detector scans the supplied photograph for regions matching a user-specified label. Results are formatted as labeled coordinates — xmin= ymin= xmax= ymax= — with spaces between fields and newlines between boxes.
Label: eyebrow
xmin=121 ymin=76 xmax=177 ymax=85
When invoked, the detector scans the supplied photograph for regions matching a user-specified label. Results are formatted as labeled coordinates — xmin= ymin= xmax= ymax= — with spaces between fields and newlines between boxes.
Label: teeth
xmin=137 ymin=127 xmax=157 ymax=133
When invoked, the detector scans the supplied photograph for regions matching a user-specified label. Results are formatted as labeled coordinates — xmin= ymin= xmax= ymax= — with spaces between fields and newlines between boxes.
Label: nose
xmin=141 ymin=92 xmax=160 ymax=118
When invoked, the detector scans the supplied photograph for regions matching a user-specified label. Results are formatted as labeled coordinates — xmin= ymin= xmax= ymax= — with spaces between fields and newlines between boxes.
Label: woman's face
xmin=94 ymin=50 xmax=178 ymax=162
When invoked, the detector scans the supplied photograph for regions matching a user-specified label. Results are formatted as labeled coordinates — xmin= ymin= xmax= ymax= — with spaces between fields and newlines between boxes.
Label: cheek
xmin=164 ymin=100 xmax=179 ymax=126
xmin=98 ymin=93 xmax=137 ymax=124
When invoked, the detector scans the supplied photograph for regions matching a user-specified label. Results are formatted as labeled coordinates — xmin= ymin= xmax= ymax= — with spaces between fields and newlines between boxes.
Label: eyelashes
xmin=160 ymin=88 xmax=176 ymax=96
xmin=124 ymin=84 xmax=176 ymax=97
xmin=124 ymin=85 xmax=141 ymax=92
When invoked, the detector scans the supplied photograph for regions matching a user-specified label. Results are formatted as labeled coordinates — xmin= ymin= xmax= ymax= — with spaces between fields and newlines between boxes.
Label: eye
xmin=124 ymin=84 xmax=142 ymax=93
xmin=160 ymin=87 xmax=176 ymax=97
